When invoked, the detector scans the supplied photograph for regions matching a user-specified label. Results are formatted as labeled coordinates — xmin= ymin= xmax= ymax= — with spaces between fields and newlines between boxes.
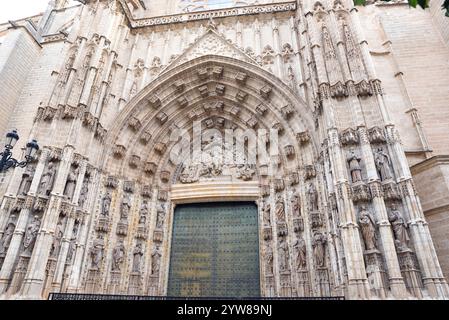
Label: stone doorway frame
xmin=161 ymin=180 xmax=263 ymax=297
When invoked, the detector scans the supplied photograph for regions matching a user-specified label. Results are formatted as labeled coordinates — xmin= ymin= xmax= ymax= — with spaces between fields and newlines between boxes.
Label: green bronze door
xmin=167 ymin=202 xmax=260 ymax=298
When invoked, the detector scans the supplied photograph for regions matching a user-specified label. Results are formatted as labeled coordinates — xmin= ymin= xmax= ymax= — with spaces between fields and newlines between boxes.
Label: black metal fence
xmin=48 ymin=293 xmax=345 ymax=301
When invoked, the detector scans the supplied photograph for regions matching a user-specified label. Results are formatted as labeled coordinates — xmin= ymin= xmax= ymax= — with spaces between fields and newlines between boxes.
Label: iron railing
xmin=48 ymin=293 xmax=345 ymax=300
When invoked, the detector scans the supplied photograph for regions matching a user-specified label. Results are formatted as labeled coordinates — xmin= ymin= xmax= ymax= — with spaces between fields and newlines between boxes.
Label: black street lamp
xmin=0 ymin=129 xmax=39 ymax=173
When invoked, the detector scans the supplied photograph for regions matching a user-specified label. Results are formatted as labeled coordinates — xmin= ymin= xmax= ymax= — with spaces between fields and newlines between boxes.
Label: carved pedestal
xmin=295 ymin=270 xmax=311 ymax=297
xmin=108 ymin=270 xmax=122 ymax=294
xmin=96 ymin=217 xmax=110 ymax=232
xmin=276 ymin=222 xmax=288 ymax=237
xmin=136 ymin=226 xmax=147 ymax=240
xmin=128 ymin=272 xmax=142 ymax=295
xmin=364 ymin=249 xmax=388 ymax=299
xmin=264 ymin=275 xmax=275 ymax=297
xmin=153 ymin=229 xmax=164 ymax=243
xmin=397 ymin=249 xmax=423 ymax=298
xmin=85 ymin=268 xmax=102 ymax=294
xmin=116 ymin=221 xmax=128 ymax=236
xmin=262 ymin=226 xmax=272 ymax=240
xmin=309 ymin=211 xmax=322 ymax=229
xmin=43 ymin=258 xmax=57 ymax=297
xmin=293 ymin=217 xmax=304 ymax=233
xmin=279 ymin=271 xmax=292 ymax=296
xmin=147 ymin=275 xmax=160 ymax=296
xmin=9 ymin=254 xmax=30 ymax=295
xmin=315 ymin=268 xmax=331 ymax=297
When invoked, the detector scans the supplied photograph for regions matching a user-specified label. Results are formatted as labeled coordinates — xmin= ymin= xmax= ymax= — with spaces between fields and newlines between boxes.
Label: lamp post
xmin=0 ymin=129 xmax=39 ymax=173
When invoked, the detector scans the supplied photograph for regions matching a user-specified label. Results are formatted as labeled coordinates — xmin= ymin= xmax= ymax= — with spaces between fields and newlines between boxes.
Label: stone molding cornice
xmin=410 ymin=155 xmax=449 ymax=175
xmin=118 ymin=0 xmax=297 ymax=29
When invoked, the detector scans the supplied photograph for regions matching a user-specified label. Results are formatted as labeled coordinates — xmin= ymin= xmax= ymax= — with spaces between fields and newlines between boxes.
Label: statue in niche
xmin=307 ymin=183 xmax=319 ymax=212
xmin=78 ymin=177 xmax=89 ymax=208
xmin=101 ymin=192 xmax=112 ymax=216
xmin=388 ymin=203 xmax=410 ymax=251
xmin=312 ymin=232 xmax=327 ymax=268
xmin=18 ymin=165 xmax=35 ymax=196
xmin=291 ymin=191 xmax=301 ymax=217
xmin=66 ymin=235 xmax=77 ymax=263
xmin=132 ymin=243 xmax=144 ymax=273
xmin=278 ymin=237 xmax=290 ymax=272
xmin=111 ymin=241 xmax=125 ymax=271
xmin=293 ymin=236 xmax=307 ymax=270
xmin=38 ymin=162 xmax=56 ymax=196
xmin=89 ymin=240 xmax=104 ymax=269
xmin=275 ymin=194 xmax=285 ymax=222
xmin=262 ymin=201 xmax=271 ymax=226
xmin=63 ymin=167 xmax=79 ymax=201
xmin=140 ymin=200 xmax=149 ymax=217
xmin=0 ymin=218 xmax=15 ymax=255
xmin=374 ymin=148 xmax=393 ymax=181
xmin=347 ymin=148 xmax=362 ymax=183
xmin=120 ymin=194 xmax=131 ymax=220
xmin=23 ymin=215 xmax=41 ymax=254
xmin=264 ymin=242 xmax=274 ymax=275
xmin=358 ymin=206 xmax=378 ymax=251
xmin=50 ymin=220 xmax=64 ymax=258
xmin=156 ymin=203 xmax=166 ymax=229
xmin=151 ymin=246 xmax=162 ymax=276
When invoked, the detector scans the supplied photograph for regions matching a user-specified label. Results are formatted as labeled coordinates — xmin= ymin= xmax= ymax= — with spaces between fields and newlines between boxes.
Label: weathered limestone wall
xmin=0 ymin=28 xmax=41 ymax=140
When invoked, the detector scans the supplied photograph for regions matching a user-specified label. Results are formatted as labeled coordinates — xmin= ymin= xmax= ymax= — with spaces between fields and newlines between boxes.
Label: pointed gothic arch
xmin=102 ymin=55 xmax=317 ymax=184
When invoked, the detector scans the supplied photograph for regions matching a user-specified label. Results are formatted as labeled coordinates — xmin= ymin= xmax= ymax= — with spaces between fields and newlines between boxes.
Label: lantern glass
xmin=26 ymin=140 xmax=39 ymax=159
xmin=5 ymin=130 xmax=19 ymax=148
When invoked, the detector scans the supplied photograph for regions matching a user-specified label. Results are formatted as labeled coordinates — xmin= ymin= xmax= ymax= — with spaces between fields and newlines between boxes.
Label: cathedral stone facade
xmin=0 ymin=0 xmax=448 ymax=300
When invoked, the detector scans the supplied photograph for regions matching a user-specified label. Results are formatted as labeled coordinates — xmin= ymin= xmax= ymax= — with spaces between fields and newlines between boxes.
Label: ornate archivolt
xmin=81 ymin=54 xmax=326 ymax=297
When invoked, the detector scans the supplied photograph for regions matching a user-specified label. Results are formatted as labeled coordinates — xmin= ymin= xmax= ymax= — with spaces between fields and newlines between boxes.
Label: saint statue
xmin=66 ymin=235 xmax=77 ymax=263
xmin=151 ymin=246 xmax=162 ymax=276
xmin=347 ymin=149 xmax=362 ymax=183
xmin=120 ymin=194 xmax=131 ymax=220
xmin=312 ymin=232 xmax=327 ymax=268
xmin=89 ymin=240 xmax=104 ymax=269
xmin=262 ymin=201 xmax=271 ymax=226
xmin=293 ymin=236 xmax=307 ymax=270
xmin=275 ymin=194 xmax=285 ymax=222
xmin=18 ymin=166 xmax=34 ymax=196
xmin=0 ymin=219 xmax=15 ymax=255
xmin=278 ymin=237 xmax=290 ymax=272
xmin=39 ymin=162 xmax=56 ymax=196
xmin=388 ymin=204 xmax=410 ymax=251
xmin=156 ymin=203 xmax=166 ymax=229
xmin=358 ymin=206 xmax=378 ymax=251
xmin=132 ymin=243 xmax=144 ymax=273
xmin=23 ymin=215 xmax=41 ymax=254
xmin=111 ymin=241 xmax=125 ymax=271
xmin=264 ymin=243 xmax=274 ymax=275
xmin=290 ymin=192 xmax=301 ymax=217
xmin=307 ymin=183 xmax=319 ymax=212
xmin=63 ymin=167 xmax=79 ymax=201
xmin=374 ymin=148 xmax=393 ymax=181
xmin=78 ymin=178 xmax=89 ymax=208
xmin=101 ymin=192 xmax=112 ymax=216
xmin=50 ymin=221 xmax=64 ymax=258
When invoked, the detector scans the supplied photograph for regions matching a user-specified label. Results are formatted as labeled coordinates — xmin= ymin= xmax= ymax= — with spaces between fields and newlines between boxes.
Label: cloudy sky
xmin=0 ymin=0 xmax=77 ymax=24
